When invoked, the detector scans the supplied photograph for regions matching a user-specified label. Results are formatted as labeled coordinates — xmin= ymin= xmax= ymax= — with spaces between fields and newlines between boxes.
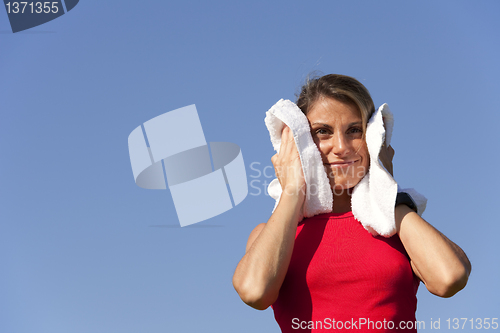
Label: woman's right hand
xmin=232 ymin=126 xmax=306 ymax=310
xmin=271 ymin=125 xmax=306 ymax=198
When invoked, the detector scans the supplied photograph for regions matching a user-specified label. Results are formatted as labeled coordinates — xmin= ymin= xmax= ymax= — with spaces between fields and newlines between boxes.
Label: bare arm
xmin=396 ymin=205 xmax=471 ymax=297
xmin=380 ymin=144 xmax=471 ymax=297
xmin=232 ymin=126 xmax=305 ymax=310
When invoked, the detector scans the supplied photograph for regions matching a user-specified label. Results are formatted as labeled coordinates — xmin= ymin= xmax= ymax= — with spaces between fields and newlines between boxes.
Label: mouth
xmin=325 ymin=160 xmax=358 ymax=168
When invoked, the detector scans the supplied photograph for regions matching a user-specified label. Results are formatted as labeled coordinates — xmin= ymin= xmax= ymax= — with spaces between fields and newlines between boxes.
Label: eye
xmin=314 ymin=128 xmax=331 ymax=136
xmin=348 ymin=126 xmax=363 ymax=135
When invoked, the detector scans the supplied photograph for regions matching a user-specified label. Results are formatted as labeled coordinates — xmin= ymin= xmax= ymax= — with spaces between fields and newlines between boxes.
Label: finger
xmin=271 ymin=153 xmax=277 ymax=164
xmin=282 ymin=125 xmax=292 ymax=141
xmin=280 ymin=124 xmax=288 ymax=142
xmin=279 ymin=126 xmax=291 ymax=155
xmin=286 ymin=126 xmax=295 ymax=143
xmin=284 ymin=130 xmax=301 ymax=163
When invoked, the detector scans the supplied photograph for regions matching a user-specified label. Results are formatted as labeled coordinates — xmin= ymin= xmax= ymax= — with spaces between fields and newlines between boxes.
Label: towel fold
xmin=265 ymin=99 xmax=427 ymax=237
xmin=265 ymin=99 xmax=333 ymax=218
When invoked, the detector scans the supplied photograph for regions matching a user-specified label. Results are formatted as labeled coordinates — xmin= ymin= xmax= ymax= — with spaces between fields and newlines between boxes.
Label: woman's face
xmin=307 ymin=97 xmax=369 ymax=192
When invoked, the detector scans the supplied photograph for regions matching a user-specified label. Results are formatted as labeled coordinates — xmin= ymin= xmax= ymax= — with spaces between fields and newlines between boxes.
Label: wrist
xmin=280 ymin=188 xmax=305 ymax=221
xmin=395 ymin=192 xmax=418 ymax=213
xmin=282 ymin=184 xmax=306 ymax=199
xmin=395 ymin=204 xmax=414 ymax=233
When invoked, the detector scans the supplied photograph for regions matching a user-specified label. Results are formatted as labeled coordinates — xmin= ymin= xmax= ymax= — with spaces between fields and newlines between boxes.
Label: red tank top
xmin=272 ymin=211 xmax=419 ymax=332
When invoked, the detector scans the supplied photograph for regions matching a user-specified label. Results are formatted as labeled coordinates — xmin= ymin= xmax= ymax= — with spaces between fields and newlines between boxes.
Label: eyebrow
xmin=311 ymin=121 xmax=362 ymax=128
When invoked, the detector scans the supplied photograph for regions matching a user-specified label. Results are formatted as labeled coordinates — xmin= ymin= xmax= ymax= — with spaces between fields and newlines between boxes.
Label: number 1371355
xmin=446 ymin=318 xmax=498 ymax=330
xmin=5 ymin=2 xmax=60 ymax=14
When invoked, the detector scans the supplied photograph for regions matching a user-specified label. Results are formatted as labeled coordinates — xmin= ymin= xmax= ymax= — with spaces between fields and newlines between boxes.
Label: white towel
xmin=265 ymin=99 xmax=333 ymax=218
xmin=265 ymin=99 xmax=427 ymax=237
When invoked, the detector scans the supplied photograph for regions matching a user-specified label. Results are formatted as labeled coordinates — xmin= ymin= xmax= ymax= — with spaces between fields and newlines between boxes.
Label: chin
xmin=330 ymin=178 xmax=361 ymax=193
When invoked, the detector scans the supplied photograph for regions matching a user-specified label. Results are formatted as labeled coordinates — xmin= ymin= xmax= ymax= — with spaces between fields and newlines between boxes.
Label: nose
xmin=330 ymin=132 xmax=351 ymax=157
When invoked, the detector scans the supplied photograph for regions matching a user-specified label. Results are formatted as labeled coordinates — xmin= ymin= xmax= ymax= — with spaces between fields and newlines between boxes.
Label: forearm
xmin=396 ymin=205 xmax=471 ymax=297
xmin=233 ymin=191 xmax=303 ymax=310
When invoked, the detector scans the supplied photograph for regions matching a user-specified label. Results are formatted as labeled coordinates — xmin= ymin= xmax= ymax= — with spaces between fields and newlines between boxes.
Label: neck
xmin=332 ymin=188 xmax=352 ymax=214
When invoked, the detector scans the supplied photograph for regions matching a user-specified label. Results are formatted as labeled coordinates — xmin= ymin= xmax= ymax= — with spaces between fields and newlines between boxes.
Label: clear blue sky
xmin=1 ymin=1 xmax=499 ymax=332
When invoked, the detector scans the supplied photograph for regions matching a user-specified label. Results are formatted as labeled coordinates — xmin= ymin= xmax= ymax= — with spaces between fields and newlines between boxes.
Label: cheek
xmin=312 ymin=135 xmax=320 ymax=149
xmin=357 ymin=143 xmax=370 ymax=172
xmin=314 ymin=138 xmax=330 ymax=157
xmin=361 ymin=150 xmax=370 ymax=169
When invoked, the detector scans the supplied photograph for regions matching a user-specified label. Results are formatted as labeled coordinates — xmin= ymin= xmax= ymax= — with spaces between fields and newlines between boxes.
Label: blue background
xmin=1 ymin=1 xmax=498 ymax=332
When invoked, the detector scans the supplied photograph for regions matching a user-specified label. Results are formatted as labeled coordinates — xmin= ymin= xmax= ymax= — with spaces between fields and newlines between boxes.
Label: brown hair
xmin=296 ymin=74 xmax=375 ymax=133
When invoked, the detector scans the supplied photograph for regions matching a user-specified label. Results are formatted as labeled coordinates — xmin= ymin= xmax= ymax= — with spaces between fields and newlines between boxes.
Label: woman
xmin=232 ymin=74 xmax=471 ymax=332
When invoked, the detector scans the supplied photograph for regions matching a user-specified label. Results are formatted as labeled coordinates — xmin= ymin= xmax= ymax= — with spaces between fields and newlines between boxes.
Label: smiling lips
xmin=326 ymin=160 xmax=358 ymax=168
